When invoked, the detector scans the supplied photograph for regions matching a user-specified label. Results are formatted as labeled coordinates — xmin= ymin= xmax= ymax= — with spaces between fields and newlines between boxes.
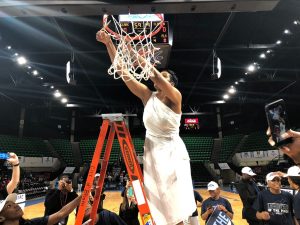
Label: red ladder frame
xmin=75 ymin=114 xmax=154 ymax=225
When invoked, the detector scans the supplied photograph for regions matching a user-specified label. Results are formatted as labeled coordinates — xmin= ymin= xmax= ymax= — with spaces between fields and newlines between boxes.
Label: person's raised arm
xmin=96 ymin=29 xmax=151 ymax=105
xmin=6 ymin=152 xmax=20 ymax=194
xmin=47 ymin=195 xmax=82 ymax=225
xmin=128 ymin=47 xmax=181 ymax=109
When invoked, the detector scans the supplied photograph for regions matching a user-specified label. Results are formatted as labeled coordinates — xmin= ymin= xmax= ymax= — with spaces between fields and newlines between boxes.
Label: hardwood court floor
xmin=23 ymin=189 xmax=248 ymax=225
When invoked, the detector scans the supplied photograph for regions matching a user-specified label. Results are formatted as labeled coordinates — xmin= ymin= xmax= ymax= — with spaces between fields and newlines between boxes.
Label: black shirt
xmin=0 ymin=188 xmax=8 ymax=200
xmin=254 ymin=189 xmax=295 ymax=225
xmin=119 ymin=202 xmax=140 ymax=225
xmin=22 ymin=216 xmax=48 ymax=225
xmin=97 ymin=209 xmax=128 ymax=225
xmin=236 ymin=179 xmax=260 ymax=221
xmin=192 ymin=190 xmax=203 ymax=217
xmin=44 ymin=189 xmax=78 ymax=225
xmin=294 ymin=191 xmax=300 ymax=223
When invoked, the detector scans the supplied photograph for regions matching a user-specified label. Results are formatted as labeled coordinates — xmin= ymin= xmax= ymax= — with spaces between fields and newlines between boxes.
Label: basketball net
xmin=103 ymin=14 xmax=164 ymax=81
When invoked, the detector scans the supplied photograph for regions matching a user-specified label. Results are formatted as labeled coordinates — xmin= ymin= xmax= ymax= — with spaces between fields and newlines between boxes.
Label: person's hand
xmin=58 ymin=180 xmax=64 ymax=191
xmin=206 ymin=207 xmax=214 ymax=215
xmin=96 ymin=29 xmax=111 ymax=45
xmin=267 ymin=128 xmax=300 ymax=164
xmin=89 ymin=193 xmax=94 ymax=203
xmin=7 ymin=152 xmax=19 ymax=166
xmin=274 ymin=171 xmax=287 ymax=178
xmin=257 ymin=211 xmax=270 ymax=220
xmin=218 ymin=205 xmax=227 ymax=212
xmin=129 ymin=196 xmax=137 ymax=204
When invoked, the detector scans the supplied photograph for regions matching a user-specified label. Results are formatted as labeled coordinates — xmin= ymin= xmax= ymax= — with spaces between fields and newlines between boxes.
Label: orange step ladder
xmin=75 ymin=114 xmax=154 ymax=225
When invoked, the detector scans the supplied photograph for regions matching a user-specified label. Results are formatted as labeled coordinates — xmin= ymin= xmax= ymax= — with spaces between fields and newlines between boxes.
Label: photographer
xmin=0 ymin=152 xmax=20 ymax=200
xmin=44 ymin=175 xmax=78 ymax=225
xmin=267 ymin=128 xmax=300 ymax=165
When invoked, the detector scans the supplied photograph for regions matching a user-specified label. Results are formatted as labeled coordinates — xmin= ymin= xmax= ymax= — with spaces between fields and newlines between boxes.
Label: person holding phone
xmin=267 ymin=129 xmax=300 ymax=165
xmin=0 ymin=152 xmax=20 ymax=200
xmin=119 ymin=182 xmax=140 ymax=225
xmin=265 ymin=99 xmax=300 ymax=165
xmin=44 ymin=175 xmax=78 ymax=225
xmin=201 ymin=181 xmax=233 ymax=223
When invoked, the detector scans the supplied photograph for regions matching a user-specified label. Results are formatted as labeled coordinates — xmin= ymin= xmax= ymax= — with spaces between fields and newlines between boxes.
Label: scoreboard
xmin=120 ymin=21 xmax=169 ymax=44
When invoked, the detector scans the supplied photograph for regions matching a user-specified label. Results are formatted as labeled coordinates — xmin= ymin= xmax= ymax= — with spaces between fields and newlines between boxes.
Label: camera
xmin=65 ymin=180 xmax=72 ymax=184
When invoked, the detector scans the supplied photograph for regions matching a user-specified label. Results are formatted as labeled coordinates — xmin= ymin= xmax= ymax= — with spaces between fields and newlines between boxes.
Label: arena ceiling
xmin=0 ymin=0 xmax=300 ymax=135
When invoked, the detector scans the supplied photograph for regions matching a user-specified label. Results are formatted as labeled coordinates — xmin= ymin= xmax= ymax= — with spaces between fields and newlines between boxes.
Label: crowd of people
xmin=0 ymin=26 xmax=300 ymax=225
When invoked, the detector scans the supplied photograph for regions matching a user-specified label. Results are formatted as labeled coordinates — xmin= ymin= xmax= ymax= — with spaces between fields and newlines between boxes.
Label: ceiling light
xmin=40 ymin=77 xmax=43 ymax=80
xmin=294 ymin=20 xmax=300 ymax=25
xmin=283 ymin=29 xmax=291 ymax=35
xmin=17 ymin=56 xmax=27 ymax=65
xmin=228 ymin=86 xmax=236 ymax=94
xmin=214 ymin=100 xmax=225 ymax=104
xmin=32 ymin=70 xmax=38 ymax=76
xmin=276 ymin=40 xmax=282 ymax=45
xmin=54 ymin=91 xmax=62 ymax=98
xmin=61 ymin=98 xmax=68 ymax=103
xmin=6 ymin=46 xmax=11 ymax=50
xmin=247 ymin=64 xmax=256 ymax=72
xmin=14 ymin=53 xmax=19 ymax=56
xmin=266 ymin=50 xmax=272 ymax=54
xmin=50 ymin=86 xmax=54 ymax=89
xmin=27 ymin=66 xmax=31 ymax=69
xmin=259 ymin=53 xmax=266 ymax=59
xmin=235 ymin=81 xmax=238 ymax=85
xmin=223 ymin=94 xmax=229 ymax=100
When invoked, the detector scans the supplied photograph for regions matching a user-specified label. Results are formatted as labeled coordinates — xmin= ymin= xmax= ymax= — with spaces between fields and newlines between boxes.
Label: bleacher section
xmin=238 ymin=131 xmax=276 ymax=152
xmin=80 ymin=139 xmax=120 ymax=164
xmin=182 ymin=136 xmax=213 ymax=162
xmin=0 ymin=134 xmax=51 ymax=157
xmin=191 ymin=162 xmax=212 ymax=182
xmin=49 ymin=139 xmax=75 ymax=166
xmin=219 ymin=134 xmax=244 ymax=162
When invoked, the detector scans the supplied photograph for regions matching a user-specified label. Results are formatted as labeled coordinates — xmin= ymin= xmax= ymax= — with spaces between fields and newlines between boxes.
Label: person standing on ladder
xmin=96 ymin=29 xmax=196 ymax=225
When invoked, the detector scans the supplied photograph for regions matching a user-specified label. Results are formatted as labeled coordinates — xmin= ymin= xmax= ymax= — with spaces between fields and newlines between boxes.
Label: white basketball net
xmin=104 ymin=15 xmax=164 ymax=81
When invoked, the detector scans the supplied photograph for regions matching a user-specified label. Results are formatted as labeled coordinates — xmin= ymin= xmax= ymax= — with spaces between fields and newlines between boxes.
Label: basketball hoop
xmin=102 ymin=14 xmax=165 ymax=81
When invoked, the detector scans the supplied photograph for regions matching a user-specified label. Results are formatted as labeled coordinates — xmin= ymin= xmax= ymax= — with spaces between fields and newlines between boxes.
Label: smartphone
xmin=265 ymin=99 xmax=293 ymax=147
xmin=127 ymin=186 xmax=134 ymax=197
xmin=0 ymin=152 xmax=9 ymax=160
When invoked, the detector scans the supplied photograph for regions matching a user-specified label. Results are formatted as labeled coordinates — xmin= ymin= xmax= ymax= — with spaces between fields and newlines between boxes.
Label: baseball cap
xmin=241 ymin=167 xmax=256 ymax=176
xmin=0 ymin=193 xmax=17 ymax=213
xmin=286 ymin=166 xmax=300 ymax=177
xmin=207 ymin=181 xmax=219 ymax=191
xmin=266 ymin=172 xmax=281 ymax=182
